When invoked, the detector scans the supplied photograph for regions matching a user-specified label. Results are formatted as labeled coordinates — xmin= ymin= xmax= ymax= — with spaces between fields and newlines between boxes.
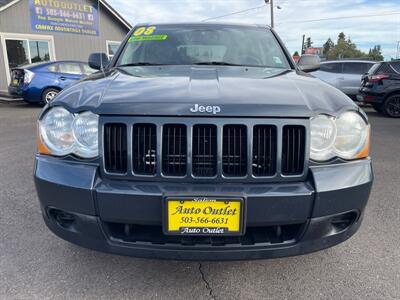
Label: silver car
xmin=311 ymin=60 xmax=375 ymax=100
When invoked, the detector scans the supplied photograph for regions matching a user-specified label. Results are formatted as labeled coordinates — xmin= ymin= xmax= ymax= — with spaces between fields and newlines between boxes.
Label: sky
xmin=107 ymin=0 xmax=400 ymax=60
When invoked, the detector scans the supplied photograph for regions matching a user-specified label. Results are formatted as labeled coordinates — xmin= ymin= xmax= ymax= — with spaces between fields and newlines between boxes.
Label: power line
xmin=202 ymin=4 xmax=266 ymax=22
xmin=278 ymin=11 xmax=400 ymax=24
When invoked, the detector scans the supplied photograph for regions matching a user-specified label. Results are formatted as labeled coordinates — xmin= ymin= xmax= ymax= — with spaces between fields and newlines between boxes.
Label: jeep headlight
xmin=38 ymin=107 xmax=99 ymax=158
xmin=310 ymin=111 xmax=370 ymax=162
xmin=72 ymin=111 xmax=99 ymax=158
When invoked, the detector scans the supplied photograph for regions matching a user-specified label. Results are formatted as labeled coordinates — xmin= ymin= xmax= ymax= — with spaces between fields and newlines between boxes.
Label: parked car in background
xmin=8 ymin=61 xmax=96 ymax=104
xmin=358 ymin=60 xmax=400 ymax=117
xmin=311 ymin=60 xmax=376 ymax=100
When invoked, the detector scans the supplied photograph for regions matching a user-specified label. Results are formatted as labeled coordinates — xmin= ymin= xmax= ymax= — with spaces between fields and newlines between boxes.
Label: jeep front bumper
xmin=34 ymin=156 xmax=373 ymax=260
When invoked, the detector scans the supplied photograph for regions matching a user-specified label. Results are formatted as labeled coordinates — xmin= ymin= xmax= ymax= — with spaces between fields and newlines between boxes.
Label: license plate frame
xmin=163 ymin=197 xmax=245 ymax=236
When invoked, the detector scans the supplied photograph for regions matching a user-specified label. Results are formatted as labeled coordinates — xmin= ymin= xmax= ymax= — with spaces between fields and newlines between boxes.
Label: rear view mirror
xmin=297 ymin=55 xmax=320 ymax=72
xmin=88 ymin=53 xmax=109 ymax=70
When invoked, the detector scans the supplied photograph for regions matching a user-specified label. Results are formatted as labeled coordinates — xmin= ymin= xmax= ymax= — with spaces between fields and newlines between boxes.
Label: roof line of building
xmin=0 ymin=0 xmax=19 ymax=12
xmin=0 ymin=0 xmax=132 ymax=30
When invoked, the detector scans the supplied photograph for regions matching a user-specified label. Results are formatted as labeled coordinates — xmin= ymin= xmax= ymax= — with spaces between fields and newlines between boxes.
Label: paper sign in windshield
xmin=128 ymin=35 xmax=168 ymax=42
xmin=129 ymin=26 xmax=168 ymax=42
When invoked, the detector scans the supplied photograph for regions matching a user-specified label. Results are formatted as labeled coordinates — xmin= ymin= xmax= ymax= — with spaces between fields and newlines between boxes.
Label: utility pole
xmin=265 ymin=0 xmax=274 ymax=28
xmin=301 ymin=35 xmax=305 ymax=54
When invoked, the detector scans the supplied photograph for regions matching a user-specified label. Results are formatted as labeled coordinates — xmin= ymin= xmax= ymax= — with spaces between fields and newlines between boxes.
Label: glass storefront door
xmin=5 ymin=40 xmax=29 ymax=69
xmin=1 ymin=34 xmax=54 ymax=87
xmin=6 ymin=39 xmax=51 ymax=69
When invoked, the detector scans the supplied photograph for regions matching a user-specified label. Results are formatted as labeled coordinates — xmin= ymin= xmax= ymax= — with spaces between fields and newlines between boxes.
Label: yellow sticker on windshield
xmin=128 ymin=35 xmax=168 ymax=42
xmin=129 ymin=26 xmax=167 ymax=42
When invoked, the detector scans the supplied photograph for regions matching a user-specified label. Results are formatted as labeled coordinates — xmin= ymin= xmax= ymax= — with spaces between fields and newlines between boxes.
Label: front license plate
xmin=164 ymin=197 xmax=244 ymax=236
xmin=12 ymin=79 xmax=19 ymax=86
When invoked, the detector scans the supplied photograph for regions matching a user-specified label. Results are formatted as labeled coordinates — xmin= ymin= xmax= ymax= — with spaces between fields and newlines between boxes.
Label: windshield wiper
xmin=117 ymin=62 xmax=168 ymax=67
xmin=192 ymin=61 xmax=246 ymax=66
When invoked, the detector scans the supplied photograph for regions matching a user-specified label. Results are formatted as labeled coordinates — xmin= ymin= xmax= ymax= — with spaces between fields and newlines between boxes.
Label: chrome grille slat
xmin=252 ymin=125 xmax=277 ymax=176
xmin=192 ymin=125 xmax=217 ymax=177
xmin=282 ymin=125 xmax=306 ymax=175
xmin=133 ymin=123 xmax=157 ymax=175
xmin=104 ymin=123 xmax=127 ymax=174
xmin=162 ymin=124 xmax=187 ymax=176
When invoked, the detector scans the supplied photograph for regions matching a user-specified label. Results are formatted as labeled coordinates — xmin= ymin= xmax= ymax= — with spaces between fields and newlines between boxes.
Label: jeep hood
xmin=52 ymin=66 xmax=357 ymax=118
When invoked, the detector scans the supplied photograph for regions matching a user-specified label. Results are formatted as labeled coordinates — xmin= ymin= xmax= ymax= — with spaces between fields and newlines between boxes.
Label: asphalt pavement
xmin=0 ymin=102 xmax=399 ymax=300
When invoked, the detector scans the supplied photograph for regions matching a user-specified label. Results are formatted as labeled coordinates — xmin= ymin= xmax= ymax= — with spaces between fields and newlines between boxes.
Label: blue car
xmin=8 ymin=61 xmax=96 ymax=104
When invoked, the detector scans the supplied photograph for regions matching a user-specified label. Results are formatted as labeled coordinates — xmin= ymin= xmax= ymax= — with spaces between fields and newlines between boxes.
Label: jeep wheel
xmin=383 ymin=94 xmax=400 ymax=117
xmin=42 ymin=88 xmax=59 ymax=104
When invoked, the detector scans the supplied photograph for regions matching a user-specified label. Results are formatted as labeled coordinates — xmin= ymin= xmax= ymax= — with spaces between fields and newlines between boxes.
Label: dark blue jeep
xmin=34 ymin=23 xmax=373 ymax=260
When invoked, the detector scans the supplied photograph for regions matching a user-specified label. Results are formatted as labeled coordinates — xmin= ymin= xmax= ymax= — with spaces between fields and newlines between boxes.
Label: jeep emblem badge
xmin=190 ymin=104 xmax=221 ymax=114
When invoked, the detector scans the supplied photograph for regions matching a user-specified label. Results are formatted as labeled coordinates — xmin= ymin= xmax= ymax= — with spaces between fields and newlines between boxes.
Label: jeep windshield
xmin=116 ymin=24 xmax=291 ymax=69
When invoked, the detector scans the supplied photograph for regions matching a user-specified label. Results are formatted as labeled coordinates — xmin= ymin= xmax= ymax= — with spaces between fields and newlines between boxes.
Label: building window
xmin=107 ymin=41 xmax=121 ymax=60
xmin=5 ymin=39 xmax=50 ymax=69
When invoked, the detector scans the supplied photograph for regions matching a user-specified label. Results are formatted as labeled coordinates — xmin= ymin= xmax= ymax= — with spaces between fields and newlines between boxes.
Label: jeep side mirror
xmin=297 ymin=55 xmax=320 ymax=72
xmin=88 ymin=53 xmax=109 ymax=70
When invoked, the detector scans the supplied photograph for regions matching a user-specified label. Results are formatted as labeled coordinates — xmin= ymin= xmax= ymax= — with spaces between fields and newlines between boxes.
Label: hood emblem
xmin=190 ymin=104 xmax=221 ymax=114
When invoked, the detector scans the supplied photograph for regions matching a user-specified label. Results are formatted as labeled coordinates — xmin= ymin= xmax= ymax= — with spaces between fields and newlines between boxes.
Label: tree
xmin=368 ymin=45 xmax=384 ymax=61
xmin=293 ymin=51 xmax=300 ymax=56
xmin=304 ymin=37 xmax=313 ymax=49
xmin=326 ymin=32 xmax=366 ymax=59
xmin=337 ymin=32 xmax=346 ymax=44
xmin=322 ymin=38 xmax=334 ymax=57
xmin=310 ymin=32 xmax=384 ymax=61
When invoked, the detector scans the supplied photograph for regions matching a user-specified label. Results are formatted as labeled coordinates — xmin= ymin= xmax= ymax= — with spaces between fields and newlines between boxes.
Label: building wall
xmin=0 ymin=0 xmax=129 ymax=90
xmin=0 ymin=32 xmax=5 ymax=89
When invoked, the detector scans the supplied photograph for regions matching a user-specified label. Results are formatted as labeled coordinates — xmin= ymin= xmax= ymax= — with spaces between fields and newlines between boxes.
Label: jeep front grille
xmin=252 ymin=125 xmax=277 ymax=177
xmin=162 ymin=124 xmax=187 ymax=176
xmin=193 ymin=124 xmax=217 ymax=177
xmin=282 ymin=125 xmax=306 ymax=175
xmin=102 ymin=118 xmax=308 ymax=182
xmin=104 ymin=123 xmax=127 ymax=174
xmin=132 ymin=123 xmax=157 ymax=175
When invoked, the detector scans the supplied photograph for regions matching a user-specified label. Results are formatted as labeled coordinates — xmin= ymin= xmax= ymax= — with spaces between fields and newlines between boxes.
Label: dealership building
xmin=0 ymin=0 xmax=131 ymax=91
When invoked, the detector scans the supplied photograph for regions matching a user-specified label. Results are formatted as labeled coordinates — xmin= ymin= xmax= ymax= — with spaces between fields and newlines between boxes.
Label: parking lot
xmin=0 ymin=102 xmax=399 ymax=300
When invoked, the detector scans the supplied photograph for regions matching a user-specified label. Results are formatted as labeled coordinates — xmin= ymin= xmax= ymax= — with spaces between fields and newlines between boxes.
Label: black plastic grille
xmin=222 ymin=125 xmax=247 ymax=177
xmin=162 ymin=124 xmax=187 ymax=176
xmin=104 ymin=123 xmax=127 ymax=173
xmin=252 ymin=125 xmax=277 ymax=176
xmin=133 ymin=123 xmax=157 ymax=175
xmin=102 ymin=120 xmax=307 ymax=180
xmin=282 ymin=125 xmax=306 ymax=175
xmin=105 ymin=222 xmax=305 ymax=246
xmin=192 ymin=125 xmax=217 ymax=177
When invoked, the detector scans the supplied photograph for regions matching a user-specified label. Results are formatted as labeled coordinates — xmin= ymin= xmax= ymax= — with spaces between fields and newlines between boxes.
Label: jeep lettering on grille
xmin=190 ymin=104 xmax=221 ymax=114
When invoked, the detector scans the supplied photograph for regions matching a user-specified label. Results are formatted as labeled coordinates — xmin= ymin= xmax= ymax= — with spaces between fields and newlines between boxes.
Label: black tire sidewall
xmin=383 ymin=94 xmax=400 ymax=118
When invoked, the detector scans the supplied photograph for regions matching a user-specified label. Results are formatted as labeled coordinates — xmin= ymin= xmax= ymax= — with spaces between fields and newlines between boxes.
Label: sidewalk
xmin=0 ymin=90 xmax=23 ymax=102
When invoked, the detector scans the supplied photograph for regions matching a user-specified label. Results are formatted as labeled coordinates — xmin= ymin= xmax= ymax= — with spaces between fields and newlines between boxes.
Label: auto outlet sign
xmin=29 ymin=0 xmax=99 ymax=36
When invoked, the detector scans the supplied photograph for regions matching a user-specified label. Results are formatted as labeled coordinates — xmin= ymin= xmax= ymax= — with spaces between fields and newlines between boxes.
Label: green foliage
xmin=322 ymin=38 xmax=334 ymax=56
xmin=368 ymin=45 xmax=384 ymax=61
xmin=321 ymin=32 xmax=383 ymax=61
xmin=304 ymin=37 xmax=313 ymax=49
xmin=293 ymin=51 xmax=300 ymax=56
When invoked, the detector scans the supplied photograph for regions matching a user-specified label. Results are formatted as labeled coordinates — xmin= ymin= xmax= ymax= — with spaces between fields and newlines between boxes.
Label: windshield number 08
xmin=133 ymin=26 xmax=156 ymax=36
